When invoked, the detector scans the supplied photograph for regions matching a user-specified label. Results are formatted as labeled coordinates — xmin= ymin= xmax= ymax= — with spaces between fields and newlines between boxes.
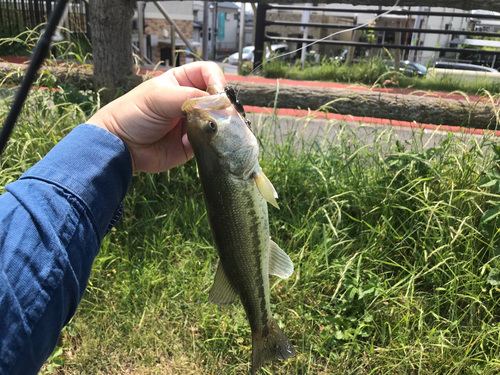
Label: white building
xmin=193 ymin=1 xmax=241 ymax=59
xmin=321 ymin=4 xmax=471 ymax=65
xmin=262 ymin=4 xmax=477 ymax=66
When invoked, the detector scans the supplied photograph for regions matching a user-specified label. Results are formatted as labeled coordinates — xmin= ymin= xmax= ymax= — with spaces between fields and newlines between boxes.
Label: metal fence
xmin=0 ymin=0 xmax=89 ymax=36
xmin=254 ymin=4 xmax=500 ymax=69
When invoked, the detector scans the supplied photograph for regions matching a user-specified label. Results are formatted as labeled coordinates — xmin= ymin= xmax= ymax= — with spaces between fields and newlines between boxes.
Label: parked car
xmin=227 ymin=44 xmax=289 ymax=65
xmin=227 ymin=46 xmax=255 ymax=65
xmin=462 ymin=53 xmax=500 ymax=71
xmin=432 ymin=61 xmax=498 ymax=73
xmin=387 ymin=60 xmax=427 ymax=77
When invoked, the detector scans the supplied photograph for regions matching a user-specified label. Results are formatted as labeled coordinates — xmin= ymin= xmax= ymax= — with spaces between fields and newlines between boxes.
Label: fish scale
xmin=201 ymin=170 xmax=271 ymax=330
xmin=182 ymin=85 xmax=295 ymax=374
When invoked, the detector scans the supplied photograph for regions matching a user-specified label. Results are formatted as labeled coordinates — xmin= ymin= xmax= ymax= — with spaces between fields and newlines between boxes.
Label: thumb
xmin=140 ymin=83 xmax=209 ymax=120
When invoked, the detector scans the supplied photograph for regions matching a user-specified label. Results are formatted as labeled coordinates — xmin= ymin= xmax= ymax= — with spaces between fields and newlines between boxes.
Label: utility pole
xmin=137 ymin=1 xmax=145 ymax=62
xmin=202 ymin=1 xmax=209 ymax=60
xmin=301 ymin=3 xmax=311 ymax=69
xmin=238 ymin=3 xmax=245 ymax=71
xmin=212 ymin=2 xmax=218 ymax=60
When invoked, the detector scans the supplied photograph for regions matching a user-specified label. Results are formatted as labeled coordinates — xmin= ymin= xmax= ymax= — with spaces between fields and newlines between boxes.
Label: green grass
xmin=3 ymin=75 xmax=500 ymax=374
xmin=259 ymin=58 xmax=500 ymax=96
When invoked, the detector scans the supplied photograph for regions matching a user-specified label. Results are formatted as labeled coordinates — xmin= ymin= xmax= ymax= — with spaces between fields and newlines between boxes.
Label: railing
xmin=254 ymin=4 xmax=500 ymax=69
xmin=0 ymin=0 xmax=89 ymax=36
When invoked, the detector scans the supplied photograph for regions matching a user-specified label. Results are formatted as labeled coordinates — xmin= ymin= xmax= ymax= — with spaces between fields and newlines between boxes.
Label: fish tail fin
xmin=251 ymin=318 xmax=296 ymax=375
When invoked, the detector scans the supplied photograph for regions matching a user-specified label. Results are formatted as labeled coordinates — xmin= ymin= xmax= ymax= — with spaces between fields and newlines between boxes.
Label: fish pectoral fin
xmin=268 ymin=239 xmax=294 ymax=279
xmin=254 ymin=169 xmax=279 ymax=209
xmin=208 ymin=262 xmax=239 ymax=307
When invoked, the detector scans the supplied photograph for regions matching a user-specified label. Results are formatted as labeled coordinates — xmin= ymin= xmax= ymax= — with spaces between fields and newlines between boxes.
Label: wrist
xmin=87 ymin=112 xmax=137 ymax=173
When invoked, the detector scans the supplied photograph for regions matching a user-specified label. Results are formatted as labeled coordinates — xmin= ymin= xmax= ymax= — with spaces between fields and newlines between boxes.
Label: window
xmin=234 ymin=13 xmax=238 ymax=20
xmin=193 ymin=10 xmax=198 ymax=21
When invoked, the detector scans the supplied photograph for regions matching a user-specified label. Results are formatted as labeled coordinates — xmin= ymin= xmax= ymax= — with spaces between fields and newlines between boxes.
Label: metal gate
xmin=0 ymin=0 xmax=89 ymax=37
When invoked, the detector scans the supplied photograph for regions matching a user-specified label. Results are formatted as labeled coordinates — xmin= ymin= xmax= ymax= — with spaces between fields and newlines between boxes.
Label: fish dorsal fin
xmin=208 ymin=262 xmax=239 ymax=306
xmin=254 ymin=169 xmax=279 ymax=209
xmin=268 ymin=239 xmax=294 ymax=279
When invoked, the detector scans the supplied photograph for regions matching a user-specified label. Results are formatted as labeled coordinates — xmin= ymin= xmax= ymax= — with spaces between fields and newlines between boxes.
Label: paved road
xmin=248 ymin=112 xmax=494 ymax=151
xmin=215 ymin=61 xmax=238 ymax=75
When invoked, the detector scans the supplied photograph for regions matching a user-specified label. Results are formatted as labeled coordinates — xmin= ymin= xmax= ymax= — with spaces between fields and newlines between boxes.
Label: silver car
xmin=227 ymin=44 xmax=289 ymax=65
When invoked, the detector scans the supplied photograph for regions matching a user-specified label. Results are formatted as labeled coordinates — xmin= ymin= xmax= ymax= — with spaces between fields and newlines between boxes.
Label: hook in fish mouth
xmin=224 ymin=84 xmax=252 ymax=131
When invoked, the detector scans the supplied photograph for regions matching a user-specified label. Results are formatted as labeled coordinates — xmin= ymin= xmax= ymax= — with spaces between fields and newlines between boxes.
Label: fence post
xmin=238 ymin=2 xmax=245 ymax=72
xmin=394 ymin=32 xmax=401 ymax=72
xmin=254 ymin=3 xmax=268 ymax=69
xmin=85 ymin=0 xmax=91 ymax=42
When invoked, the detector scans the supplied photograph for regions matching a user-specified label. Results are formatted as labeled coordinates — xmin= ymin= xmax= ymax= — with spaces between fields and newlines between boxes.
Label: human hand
xmin=87 ymin=61 xmax=227 ymax=173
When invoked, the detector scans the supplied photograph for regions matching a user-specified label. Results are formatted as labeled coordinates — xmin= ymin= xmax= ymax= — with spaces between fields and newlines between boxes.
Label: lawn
xmin=2 ymin=75 xmax=500 ymax=374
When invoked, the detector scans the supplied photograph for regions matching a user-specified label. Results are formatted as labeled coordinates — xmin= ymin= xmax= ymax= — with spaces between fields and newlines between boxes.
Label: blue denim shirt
xmin=0 ymin=124 xmax=133 ymax=374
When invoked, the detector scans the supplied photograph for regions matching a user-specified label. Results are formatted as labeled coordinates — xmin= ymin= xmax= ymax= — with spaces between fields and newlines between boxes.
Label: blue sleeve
xmin=0 ymin=124 xmax=133 ymax=375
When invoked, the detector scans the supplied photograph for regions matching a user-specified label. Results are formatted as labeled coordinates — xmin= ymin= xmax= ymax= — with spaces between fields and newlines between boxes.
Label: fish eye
xmin=206 ymin=121 xmax=217 ymax=133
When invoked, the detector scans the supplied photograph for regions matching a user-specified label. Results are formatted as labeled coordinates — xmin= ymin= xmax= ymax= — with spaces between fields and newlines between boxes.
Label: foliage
xmin=239 ymin=61 xmax=253 ymax=76
xmin=259 ymin=58 xmax=500 ymax=95
xmin=3 ymin=77 xmax=500 ymax=374
xmin=0 ymin=26 xmax=92 ymax=64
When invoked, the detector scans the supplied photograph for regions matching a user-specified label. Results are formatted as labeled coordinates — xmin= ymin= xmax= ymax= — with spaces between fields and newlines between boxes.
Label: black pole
xmin=85 ymin=0 xmax=91 ymax=42
xmin=254 ymin=3 xmax=267 ymax=68
xmin=0 ymin=0 xmax=70 ymax=156
xmin=12 ymin=0 xmax=20 ymax=34
xmin=0 ymin=2 xmax=5 ymax=35
xmin=45 ymin=0 xmax=51 ymax=18
xmin=20 ymin=0 xmax=27 ymax=30
xmin=28 ymin=0 xmax=36 ymax=29
xmin=33 ymin=0 xmax=40 ymax=24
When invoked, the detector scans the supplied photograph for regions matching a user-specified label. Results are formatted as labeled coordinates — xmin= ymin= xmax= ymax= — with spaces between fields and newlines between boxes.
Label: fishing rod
xmin=0 ymin=0 xmax=70 ymax=156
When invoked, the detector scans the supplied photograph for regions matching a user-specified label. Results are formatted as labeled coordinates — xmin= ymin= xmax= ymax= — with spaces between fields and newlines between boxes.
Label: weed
xmin=3 ymin=82 xmax=500 ymax=373
xmin=3 ymin=44 xmax=500 ymax=373
xmin=260 ymin=58 xmax=500 ymax=96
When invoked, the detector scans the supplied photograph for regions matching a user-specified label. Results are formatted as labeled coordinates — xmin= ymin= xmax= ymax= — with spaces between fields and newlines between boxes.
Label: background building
xmin=193 ymin=1 xmax=241 ymax=59
xmin=259 ymin=4 xmax=477 ymax=66
xmin=142 ymin=1 xmax=194 ymax=65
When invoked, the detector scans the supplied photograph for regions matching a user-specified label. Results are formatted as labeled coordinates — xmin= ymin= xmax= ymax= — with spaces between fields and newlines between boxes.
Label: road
xmin=248 ymin=112 xmax=494 ymax=151
xmin=215 ymin=61 xmax=238 ymax=75
xmin=185 ymin=57 xmax=238 ymax=74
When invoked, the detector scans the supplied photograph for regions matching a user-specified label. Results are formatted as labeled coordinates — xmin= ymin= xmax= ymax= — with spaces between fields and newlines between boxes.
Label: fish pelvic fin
xmin=208 ymin=262 xmax=238 ymax=307
xmin=251 ymin=318 xmax=296 ymax=375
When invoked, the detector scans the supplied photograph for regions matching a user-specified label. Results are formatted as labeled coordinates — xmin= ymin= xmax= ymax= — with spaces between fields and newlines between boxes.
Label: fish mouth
xmin=181 ymin=93 xmax=232 ymax=117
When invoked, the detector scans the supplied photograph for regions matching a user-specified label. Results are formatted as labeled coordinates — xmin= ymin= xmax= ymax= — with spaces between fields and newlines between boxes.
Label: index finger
xmin=168 ymin=61 xmax=227 ymax=91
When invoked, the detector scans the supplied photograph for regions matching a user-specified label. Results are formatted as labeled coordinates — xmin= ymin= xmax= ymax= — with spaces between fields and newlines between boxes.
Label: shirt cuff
xmin=19 ymin=124 xmax=133 ymax=240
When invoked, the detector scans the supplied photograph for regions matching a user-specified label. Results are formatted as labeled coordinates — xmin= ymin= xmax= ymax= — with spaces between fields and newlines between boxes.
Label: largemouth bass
xmin=182 ymin=85 xmax=296 ymax=374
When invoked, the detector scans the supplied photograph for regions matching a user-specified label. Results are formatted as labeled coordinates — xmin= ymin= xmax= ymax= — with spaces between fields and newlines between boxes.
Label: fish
xmin=182 ymin=84 xmax=296 ymax=374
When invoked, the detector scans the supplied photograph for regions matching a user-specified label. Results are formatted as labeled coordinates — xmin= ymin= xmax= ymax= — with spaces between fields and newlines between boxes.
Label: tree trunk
xmin=2 ymin=63 xmax=498 ymax=129
xmin=89 ymin=0 xmax=134 ymax=103
xmin=230 ymin=81 xmax=500 ymax=129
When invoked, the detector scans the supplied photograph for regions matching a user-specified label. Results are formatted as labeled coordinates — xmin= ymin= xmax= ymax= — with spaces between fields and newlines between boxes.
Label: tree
xmin=89 ymin=0 xmax=135 ymax=103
